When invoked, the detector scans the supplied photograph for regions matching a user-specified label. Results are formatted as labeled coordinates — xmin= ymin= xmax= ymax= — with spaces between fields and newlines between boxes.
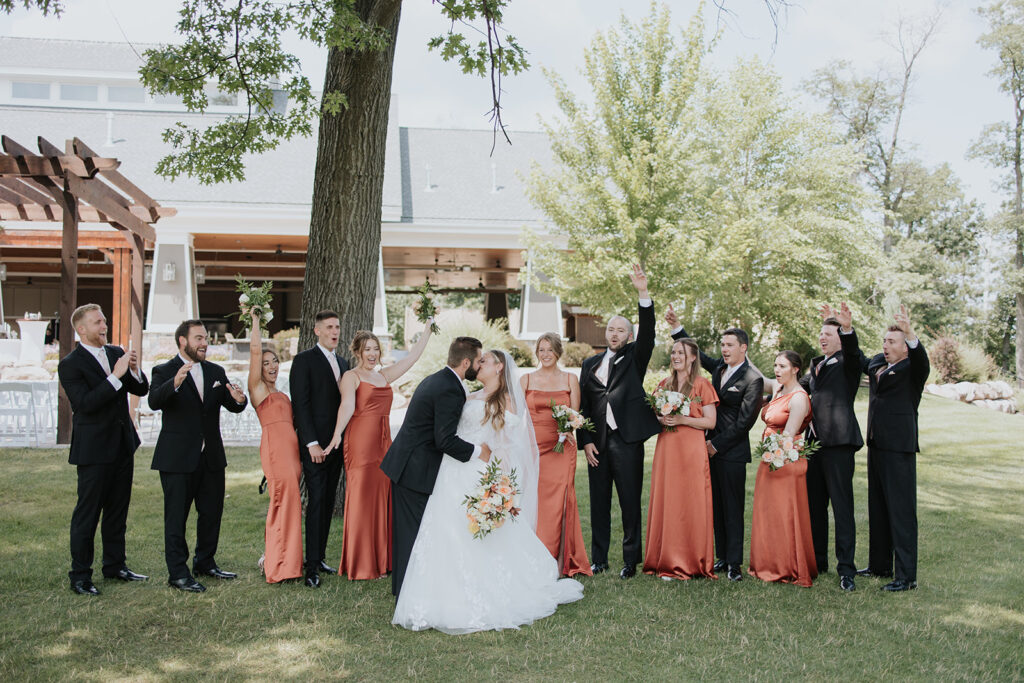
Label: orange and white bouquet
xmin=463 ymin=458 xmax=521 ymax=539
xmin=645 ymin=388 xmax=701 ymax=432
xmin=753 ymin=432 xmax=821 ymax=471
xmin=550 ymin=401 xmax=594 ymax=453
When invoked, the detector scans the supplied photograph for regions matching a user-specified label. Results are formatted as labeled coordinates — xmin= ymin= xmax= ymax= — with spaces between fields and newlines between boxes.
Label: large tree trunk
xmin=1014 ymin=98 xmax=1023 ymax=389
xmin=299 ymin=0 xmax=402 ymax=516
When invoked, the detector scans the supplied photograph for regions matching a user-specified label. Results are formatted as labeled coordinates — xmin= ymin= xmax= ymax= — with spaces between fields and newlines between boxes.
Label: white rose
xmin=239 ymin=293 xmax=249 ymax=304
xmin=264 ymin=310 xmax=274 ymax=322
xmin=772 ymin=457 xmax=784 ymax=469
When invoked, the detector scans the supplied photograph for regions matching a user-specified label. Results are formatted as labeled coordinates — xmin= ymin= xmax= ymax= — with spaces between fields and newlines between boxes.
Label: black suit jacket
xmin=799 ymin=329 xmax=865 ymax=449
xmin=380 ymin=367 xmax=476 ymax=495
xmin=148 ymin=357 xmax=248 ymax=473
xmin=578 ymin=302 xmax=662 ymax=450
xmin=57 ymin=344 xmax=149 ymax=465
xmin=672 ymin=326 xmax=764 ymax=463
xmin=288 ymin=346 xmax=350 ymax=452
xmin=862 ymin=341 xmax=930 ymax=453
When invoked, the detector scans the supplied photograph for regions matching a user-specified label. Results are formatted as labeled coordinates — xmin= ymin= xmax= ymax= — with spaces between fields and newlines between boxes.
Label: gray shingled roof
xmin=0 ymin=36 xmax=151 ymax=73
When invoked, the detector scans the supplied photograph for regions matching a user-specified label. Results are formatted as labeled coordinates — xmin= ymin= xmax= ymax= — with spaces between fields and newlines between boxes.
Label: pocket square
xmin=887 ymin=371 xmax=895 ymax=376
xmin=613 ymin=356 xmax=624 ymax=365
xmin=212 ymin=380 xmax=222 ymax=388
xmin=727 ymin=386 xmax=741 ymax=392
xmin=826 ymin=357 xmax=839 ymax=366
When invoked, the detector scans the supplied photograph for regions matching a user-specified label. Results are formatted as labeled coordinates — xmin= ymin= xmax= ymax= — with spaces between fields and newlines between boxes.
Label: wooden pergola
xmin=0 ymin=135 xmax=175 ymax=443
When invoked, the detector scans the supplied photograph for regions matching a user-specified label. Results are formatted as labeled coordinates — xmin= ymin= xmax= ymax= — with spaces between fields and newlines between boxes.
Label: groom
xmin=381 ymin=337 xmax=492 ymax=597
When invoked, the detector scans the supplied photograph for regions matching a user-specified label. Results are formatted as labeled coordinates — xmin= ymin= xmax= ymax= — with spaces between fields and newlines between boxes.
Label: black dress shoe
xmin=881 ymin=579 xmax=917 ymax=592
xmin=305 ymin=573 xmax=321 ymax=588
xmin=108 ymin=568 xmax=149 ymax=582
xmin=712 ymin=559 xmax=726 ymax=573
xmin=590 ymin=562 xmax=609 ymax=574
xmin=840 ymin=575 xmax=855 ymax=592
xmin=202 ymin=567 xmax=237 ymax=580
xmin=856 ymin=567 xmax=893 ymax=578
xmin=619 ymin=565 xmax=637 ymax=579
xmin=318 ymin=560 xmax=336 ymax=574
xmin=168 ymin=577 xmax=206 ymax=593
xmin=71 ymin=579 xmax=101 ymax=596
xmin=727 ymin=566 xmax=743 ymax=582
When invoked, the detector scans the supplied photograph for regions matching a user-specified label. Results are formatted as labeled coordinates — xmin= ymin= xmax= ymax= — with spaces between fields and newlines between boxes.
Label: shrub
xmin=959 ymin=342 xmax=997 ymax=383
xmin=506 ymin=339 xmax=535 ymax=368
xmin=562 ymin=342 xmax=595 ymax=367
xmin=929 ymin=337 xmax=962 ymax=384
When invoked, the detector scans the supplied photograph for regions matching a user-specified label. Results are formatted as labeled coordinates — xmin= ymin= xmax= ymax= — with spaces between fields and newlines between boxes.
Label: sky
xmin=0 ymin=0 xmax=1009 ymax=214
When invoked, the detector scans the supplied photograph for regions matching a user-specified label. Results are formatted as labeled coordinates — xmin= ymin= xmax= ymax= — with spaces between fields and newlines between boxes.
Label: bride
xmin=393 ymin=349 xmax=584 ymax=634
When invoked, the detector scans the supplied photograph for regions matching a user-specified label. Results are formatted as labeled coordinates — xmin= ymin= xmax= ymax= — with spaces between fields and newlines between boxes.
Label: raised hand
xmin=112 ymin=350 xmax=131 ymax=378
xmin=665 ymin=303 xmax=679 ymax=328
xmin=226 ymin=381 xmax=246 ymax=404
xmin=628 ymin=263 xmax=649 ymax=297
xmin=836 ymin=302 xmax=853 ymax=331
xmin=819 ymin=304 xmax=835 ymax=321
xmin=126 ymin=348 xmax=139 ymax=373
xmin=894 ymin=304 xmax=916 ymax=342
xmin=173 ymin=361 xmax=193 ymax=388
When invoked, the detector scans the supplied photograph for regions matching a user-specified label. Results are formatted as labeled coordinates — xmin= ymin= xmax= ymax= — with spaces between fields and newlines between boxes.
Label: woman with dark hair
xmin=748 ymin=350 xmax=818 ymax=587
xmin=247 ymin=310 xmax=302 ymax=583
xmin=643 ymin=338 xmax=719 ymax=580
xmin=322 ymin=321 xmax=433 ymax=580
xmin=519 ymin=332 xmax=591 ymax=577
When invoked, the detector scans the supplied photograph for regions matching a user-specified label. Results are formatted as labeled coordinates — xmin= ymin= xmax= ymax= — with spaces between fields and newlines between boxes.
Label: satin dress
xmin=643 ymin=376 xmax=720 ymax=580
xmin=339 ymin=381 xmax=393 ymax=580
xmin=748 ymin=389 xmax=818 ymax=587
xmin=255 ymin=392 xmax=304 ymax=583
xmin=525 ymin=379 xmax=593 ymax=578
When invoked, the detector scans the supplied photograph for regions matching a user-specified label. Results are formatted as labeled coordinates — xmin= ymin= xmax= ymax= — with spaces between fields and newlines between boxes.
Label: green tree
xmin=525 ymin=4 xmax=873 ymax=355
xmin=971 ymin=0 xmax=1024 ymax=387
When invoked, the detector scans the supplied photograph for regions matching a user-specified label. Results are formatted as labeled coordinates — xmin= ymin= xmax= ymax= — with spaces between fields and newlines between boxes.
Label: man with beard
xmin=149 ymin=319 xmax=248 ymax=592
xmin=578 ymin=265 xmax=661 ymax=579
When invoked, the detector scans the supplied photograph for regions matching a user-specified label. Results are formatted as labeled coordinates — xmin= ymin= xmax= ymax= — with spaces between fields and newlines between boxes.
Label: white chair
xmin=0 ymin=382 xmax=38 ymax=447
xmin=29 ymin=381 xmax=58 ymax=446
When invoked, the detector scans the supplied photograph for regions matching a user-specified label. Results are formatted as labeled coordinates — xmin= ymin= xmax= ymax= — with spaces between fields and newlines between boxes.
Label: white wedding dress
xmin=393 ymin=358 xmax=584 ymax=634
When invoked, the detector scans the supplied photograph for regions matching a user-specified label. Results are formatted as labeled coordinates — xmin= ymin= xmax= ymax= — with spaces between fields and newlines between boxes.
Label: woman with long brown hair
xmin=519 ymin=333 xmax=591 ymax=577
xmin=643 ymin=337 xmax=719 ymax=580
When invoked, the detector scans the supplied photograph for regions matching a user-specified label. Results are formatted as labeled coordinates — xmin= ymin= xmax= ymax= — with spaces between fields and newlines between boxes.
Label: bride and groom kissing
xmin=381 ymin=336 xmax=584 ymax=634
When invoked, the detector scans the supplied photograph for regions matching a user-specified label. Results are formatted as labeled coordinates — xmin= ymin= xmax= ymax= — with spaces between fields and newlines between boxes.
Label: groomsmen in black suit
xmin=149 ymin=320 xmax=248 ymax=592
xmin=57 ymin=304 xmax=149 ymax=596
xmin=578 ymin=265 xmax=661 ymax=579
xmin=667 ymin=306 xmax=764 ymax=581
xmin=381 ymin=336 xmax=491 ymax=597
xmin=856 ymin=306 xmax=929 ymax=592
xmin=289 ymin=311 xmax=350 ymax=588
xmin=798 ymin=302 xmax=865 ymax=592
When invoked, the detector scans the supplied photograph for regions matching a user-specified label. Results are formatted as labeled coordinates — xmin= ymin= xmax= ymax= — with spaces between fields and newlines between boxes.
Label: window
xmin=11 ymin=82 xmax=50 ymax=99
xmin=153 ymin=92 xmax=183 ymax=105
xmin=208 ymin=90 xmax=238 ymax=106
xmin=108 ymin=85 xmax=146 ymax=103
xmin=60 ymin=84 xmax=99 ymax=101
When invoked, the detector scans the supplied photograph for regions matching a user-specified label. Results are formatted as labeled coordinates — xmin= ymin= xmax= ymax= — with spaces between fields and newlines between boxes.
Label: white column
xmin=373 ymin=246 xmax=392 ymax=354
xmin=516 ymin=255 xmax=563 ymax=341
xmin=145 ymin=232 xmax=198 ymax=333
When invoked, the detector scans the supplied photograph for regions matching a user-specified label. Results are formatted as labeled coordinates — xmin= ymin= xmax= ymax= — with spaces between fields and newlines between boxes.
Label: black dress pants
xmin=69 ymin=450 xmax=134 ymax=582
xmin=391 ymin=482 xmax=429 ymax=597
xmin=867 ymin=447 xmax=917 ymax=582
xmin=160 ymin=453 xmax=225 ymax=581
xmin=806 ymin=445 xmax=857 ymax=577
xmin=587 ymin=430 xmax=645 ymax=568
xmin=710 ymin=458 xmax=746 ymax=568
xmin=301 ymin=447 xmax=344 ymax=571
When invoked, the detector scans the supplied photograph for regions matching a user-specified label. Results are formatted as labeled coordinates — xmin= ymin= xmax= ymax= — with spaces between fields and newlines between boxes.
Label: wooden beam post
xmin=57 ymin=175 xmax=79 ymax=445
xmin=110 ymin=247 xmax=131 ymax=348
xmin=127 ymin=232 xmax=145 ymax=426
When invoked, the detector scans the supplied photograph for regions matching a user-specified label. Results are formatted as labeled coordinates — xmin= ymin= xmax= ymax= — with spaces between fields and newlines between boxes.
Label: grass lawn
xmin=0 ymin=395 xmax=1022 ymax=681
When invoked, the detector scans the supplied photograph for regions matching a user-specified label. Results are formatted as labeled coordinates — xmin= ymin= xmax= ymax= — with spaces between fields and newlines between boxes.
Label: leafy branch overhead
xmin=137 ymin=0 xmax=528 ymax=184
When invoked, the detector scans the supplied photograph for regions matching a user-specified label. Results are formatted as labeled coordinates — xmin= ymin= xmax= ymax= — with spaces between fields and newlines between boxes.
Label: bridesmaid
xmin=247 ymin=310 xmax=303 ymax=584
xmin=643 ymin=338 xmax=719 ymax=580
xmin=323 ymin=320 xmax=434 ymax=580
xmin=749 ymin=350 xmax=818 ymax=587
xmin=519 ymin=333 xmax=592 ymax=577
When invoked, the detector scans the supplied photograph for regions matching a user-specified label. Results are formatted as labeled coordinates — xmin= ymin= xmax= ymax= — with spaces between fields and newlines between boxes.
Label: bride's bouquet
xmin=550 ymin=401 xmax=594 ymax=453
xmin=463 ymin=458 xmax=521 ymax=539
xmin=753 ymin=432 xmax=821 ymax=471
xmin=235 ymin=275 xmax=274 ymax=333
xmin=645 ymin=387 xmax=701 ymax=432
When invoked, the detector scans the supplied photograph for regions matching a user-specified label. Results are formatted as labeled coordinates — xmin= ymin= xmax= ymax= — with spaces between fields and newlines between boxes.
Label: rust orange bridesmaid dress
xmin=748 ymin=389 xmax=818 ymax=587
xmin=525 ymin=374 xmax=592 ymax=577
xmin=339 ymin=381 xmax=393 ymax=580
xmin=643 ymin=375 xmax=720 ymax=580
xmin=256 ymin=391 xmax=304 ymax=583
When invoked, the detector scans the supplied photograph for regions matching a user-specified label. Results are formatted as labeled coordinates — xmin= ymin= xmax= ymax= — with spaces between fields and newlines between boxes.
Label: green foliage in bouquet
xmin=235 ymin=275 xmax=274 ymax=334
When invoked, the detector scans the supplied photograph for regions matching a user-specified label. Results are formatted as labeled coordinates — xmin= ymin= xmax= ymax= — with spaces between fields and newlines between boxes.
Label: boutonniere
xmin=212 ymin=380 xmax=223 ymax=388
xmin=887 ymin=371 xmax=895 ymax=376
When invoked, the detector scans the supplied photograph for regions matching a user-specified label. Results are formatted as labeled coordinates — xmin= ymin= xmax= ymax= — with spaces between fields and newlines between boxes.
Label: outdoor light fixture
xmin=195 ymin=265 xmax=206 ymax=284
xmin=143 ymin=264 xmax=152 ymax=283
xmin=0 ymin=263 xmax=6 ymax=281
xmin=162 ymin=262 xmax=176 ymax=282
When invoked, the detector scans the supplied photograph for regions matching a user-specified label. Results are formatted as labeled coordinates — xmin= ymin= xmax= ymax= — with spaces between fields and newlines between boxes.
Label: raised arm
xmin=381 ymin=318 xmax=434 ymax=385
xmin=323 ymin=370 xmax=359 ymax=456
xmin=630 ymin=264 xmax=655 ymax=372
xmin=895 ymin=305 xmax=930 ymax=393
xmin=666 ymin=303 xmax=720 ymax=373
xmin=247 ymin=310 xmax=270 ymax=406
